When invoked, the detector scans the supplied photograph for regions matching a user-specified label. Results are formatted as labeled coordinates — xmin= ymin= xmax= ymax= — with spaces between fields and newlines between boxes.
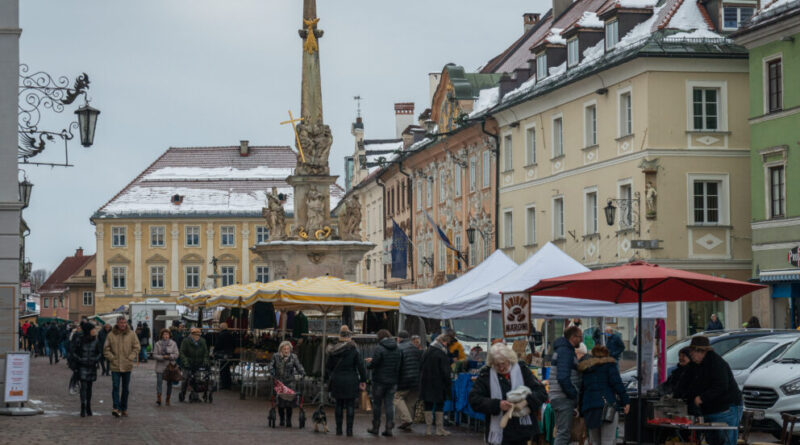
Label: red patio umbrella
xmin=526 ymin=260 xmax=765 ymax=444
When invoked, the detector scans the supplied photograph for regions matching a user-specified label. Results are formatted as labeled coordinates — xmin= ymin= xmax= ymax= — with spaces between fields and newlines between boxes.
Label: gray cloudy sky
xmin=20 ymin=0 xmax=547 ymax=272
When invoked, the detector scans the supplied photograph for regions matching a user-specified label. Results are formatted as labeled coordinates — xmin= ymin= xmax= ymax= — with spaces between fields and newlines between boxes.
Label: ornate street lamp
xmin=604 ymin=201 xmax=616 ymax=227
xmin=18 ymin=179 xmax=32 ymax=209
xmin=466 ymin=227 xmax=476 ymax=245
xmin=75 ymin=102 xmax=100 ymax=147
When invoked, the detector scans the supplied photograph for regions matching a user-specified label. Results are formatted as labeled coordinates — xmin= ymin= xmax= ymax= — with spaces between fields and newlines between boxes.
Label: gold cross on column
xmin=280 ymin=110 xmax=306 ymax=163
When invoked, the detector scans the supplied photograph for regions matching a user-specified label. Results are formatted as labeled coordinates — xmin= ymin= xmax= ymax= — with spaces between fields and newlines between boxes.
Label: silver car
xmin=721 ymin=334 xmax=799 ymax=389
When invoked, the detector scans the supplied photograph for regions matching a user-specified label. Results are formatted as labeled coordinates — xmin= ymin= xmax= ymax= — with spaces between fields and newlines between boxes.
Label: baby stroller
xmin=267 ymin=378 xmax=305 ymax=428
xmin=181 ymin=366 xmax=215 ymax=403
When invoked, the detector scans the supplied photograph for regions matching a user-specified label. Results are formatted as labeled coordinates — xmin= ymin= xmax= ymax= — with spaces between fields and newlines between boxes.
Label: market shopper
xmin=97 ymin=324 xmax=111 ymax=376
xmin=153 ymin=328 xmax=179 ymax=406
xmin=103 ymin=316 xmax=140 ymax=417
xmin=46 ymin=322 xmax=60 ymax=365
xmin=214 ymin=322 xmax=236 ymax=390
xmin=366 ymin=329 xmax=402 ymax=436
xmin=680 ymin=336 xmax=743 ymax=445
xmin=326 ymin=326 xmax=367 ymax=437
xmin=603 ymin=327 xmax=625 ymax=361
xmin=469 ymin=343 xmax=548 ymax=445
xmin=706 ymin=314 xmax=724 ymax=331
xmin=445 ymin=329 xmax=466 ymax=363
xmin=659 ymin=347 xmax=693 ymax=397
xmin=69 ymin=321 xmax=102 ymax=417
xmin=578 ymin=345 xmax=630 ymax=445
xmin=395 ymin=330 xmax=422 ymax=431
xmin=179 ymin=327 xmax=209 ymax=403
xmin=550 ymin=326 xmax=583 ymax=445
xmin=420 ymin=333 xmax=453 ymax=436
xmin=269 ymin=340 xmax=305 ymax=427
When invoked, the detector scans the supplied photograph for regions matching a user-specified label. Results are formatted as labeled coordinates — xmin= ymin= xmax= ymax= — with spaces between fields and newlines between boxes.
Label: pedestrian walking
xmin=365 ymin=329 xmax=402 ymax=436
xmin=103 ymin=316 xmax=140 ymax=417
xmin=269 ymin=340 xmax=305 ymax=427
xmin=97 ymin=323 xmax=111 ymax=376
xmin=46 ymin=322 xmax=60 ymax=365
xmin=214 ymin=322 xmax=235 ymax=390
xmin=578 ymin=345 xmax=630 ymax=445
xmin=179 ymin=327 xmax=209 ymax=402
xmin=326 ymin=326 xmax=367 ymax=437
xmin=550 ymin=326 xmax=582 ymax=445
xmin=395 ymin=330 xmax=422 ymax=432
xmin=59 ymin=322 xmax=69 ymax=358
xmin=69 ymin=321 xmax=102 ymax=417
xmin=37 ymin=322 xmax=46 ymax=357
xmin=419 ymin=333 xmax=453 ymax=436
xmin=153 ymin=328 xmax=179 ymax=406
xmin=469 ymin=343 xmax=549 ymax=445
xmin=25 ymin=322 xmax=37 ymax=355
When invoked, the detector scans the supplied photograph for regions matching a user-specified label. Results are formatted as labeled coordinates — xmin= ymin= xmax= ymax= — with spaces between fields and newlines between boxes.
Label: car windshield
xmin=779 ymin=339 xmax=800 ymax=361
xmin=722 ymin=341 xmax=777 ymax=370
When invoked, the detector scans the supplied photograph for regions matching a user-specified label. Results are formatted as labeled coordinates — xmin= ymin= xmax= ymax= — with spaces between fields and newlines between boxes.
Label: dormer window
xmin=605 ymin=20 xmax=619 ymax=50
xmin=722 ymin=6 xmax=755 ymax=30
xmin=567 ymin=38 xmax=579 ymax=67
xmin=536 ymin=53 xmax=548 ymax=80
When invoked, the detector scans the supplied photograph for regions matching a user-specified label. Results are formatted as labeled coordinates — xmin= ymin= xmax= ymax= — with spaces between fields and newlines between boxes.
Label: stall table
xmin=648 ymin=422 xmax=738 ymax=444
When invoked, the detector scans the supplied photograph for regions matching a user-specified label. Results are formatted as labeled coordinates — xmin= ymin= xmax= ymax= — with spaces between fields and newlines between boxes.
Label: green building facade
xmin=735 ymin=2 xmax=800 ymax=328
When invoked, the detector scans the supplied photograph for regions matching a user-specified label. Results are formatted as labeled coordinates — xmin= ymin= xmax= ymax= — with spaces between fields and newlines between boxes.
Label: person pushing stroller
xmin=179 ymin=327 xmax=209 ymax=402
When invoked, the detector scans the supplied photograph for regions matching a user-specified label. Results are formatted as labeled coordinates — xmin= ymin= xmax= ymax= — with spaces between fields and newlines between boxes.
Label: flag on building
xmin=391 ymin=219 xmax=409 ymax=279
xmin=422 ymin=210 xmax=465 ymax=263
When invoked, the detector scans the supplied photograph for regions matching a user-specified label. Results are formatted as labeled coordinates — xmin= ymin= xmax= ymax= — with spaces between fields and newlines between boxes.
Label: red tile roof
xmin=39 ymin=253 xmax=95 ymax=294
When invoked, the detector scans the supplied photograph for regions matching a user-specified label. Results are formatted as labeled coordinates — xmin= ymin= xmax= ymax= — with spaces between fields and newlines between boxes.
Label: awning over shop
xmin=760 ymin=269 xmax=800 ymax=282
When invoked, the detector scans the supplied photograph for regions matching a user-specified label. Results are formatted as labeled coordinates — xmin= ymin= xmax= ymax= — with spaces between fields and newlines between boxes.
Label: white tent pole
xmin=600 ymin=317 xmax=606 ymax=346
xmin=487 ymin=309 xmax=492 ymax=351
xmin=320 ymin=307 xmax=328 ymax=406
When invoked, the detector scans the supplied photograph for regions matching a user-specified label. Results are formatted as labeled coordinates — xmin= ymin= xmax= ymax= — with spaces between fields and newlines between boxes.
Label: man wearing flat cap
xmin=678 ymin=336 xmax=742 ymax=445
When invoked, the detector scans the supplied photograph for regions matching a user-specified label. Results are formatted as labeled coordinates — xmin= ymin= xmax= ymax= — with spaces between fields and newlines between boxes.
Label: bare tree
xmin=30 ymin=269 xmax=49 ymax=290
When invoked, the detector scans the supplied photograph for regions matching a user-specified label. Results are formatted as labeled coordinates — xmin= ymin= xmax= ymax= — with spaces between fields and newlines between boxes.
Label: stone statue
xmin=340 ymin=195 xmax=362 ymax=240
xmin=262 ymin=187 xmax=287 ymax=240
xmin=305 ymin=185 xmax=326 ymax=231
xmin=295 ymin=122 xmax=333 ymax=175
xmin=646 ymin=181 xmax=657 ymax=218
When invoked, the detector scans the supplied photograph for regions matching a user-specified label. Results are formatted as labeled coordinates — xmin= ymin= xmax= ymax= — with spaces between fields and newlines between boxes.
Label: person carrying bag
xmin=153 ymin=328 xmax=180 ymax=406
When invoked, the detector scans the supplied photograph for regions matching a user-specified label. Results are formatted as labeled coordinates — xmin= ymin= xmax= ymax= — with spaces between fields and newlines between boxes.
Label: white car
xmin=722 ymin=334 xmax=799 ymax=389
xmin=742 ymin=337 xmax=800 ymax=439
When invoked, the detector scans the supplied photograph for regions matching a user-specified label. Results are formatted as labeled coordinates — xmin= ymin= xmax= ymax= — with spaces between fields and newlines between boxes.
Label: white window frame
xmin=618 ymin=88 xmax=633 ymax=137
xmin=503 ymin=133 xmax=513 ymax=172
xmin=43 ymin=297 xmax=49 ymax=308
xmin=552 ymin=197 xmax=565 ymax=240
xmin=255 ymin=225 xmax=269 ymax=243
xmin=552 ymin=114 xmax=564 ymax=158
xmin=220 ymin=225 xmax=235 ymax=247
xmin=111 ymin=266 xmax=127 ymax=289
xmin=454 ymin=164 xmax=462 ymax=197
xmin=536 ymin=53 xmax=547 ymax=80
xmin=525 ymin=204 xmax=537 ymax=245
xmin=255 ymin=265 xmax=270 ymax=283
xmin=617 ymin=179 xmax=634 ymax=229
xmin=111 ymin=226 xmax=126 ymax=247
xmin=185 ymin=265 xmax=200 ymax=289
xmin=439 ymin=169 xmax=446 ymax=203
xmin=416 ymin=181 xmax=422 ymax=210
xmin=762 ymin=54 xmax=783 ymax=114
xmin=482 ymin=151 xmax=491 ymax=188
xmin=525 ymin=125 xmax=537 ymax=165
xmin=686 ymin=81 xmax=728 ymax=131
xmin=503 ymin=208 xmax=513 ymax=248
xmin=221 ymin=265 xmax=235 ymax=287
xmin=185 ymin=225 xmax=200 ymax=247
xmin=584 ymin=102 xmax=597 ymax=147
xmin=765 ymin=162 xmax=786 ymax=219
xmin=438 ymin=240 xmax=446 ymax=271
xmin=605 ymin=20 xmax=619 ymax=50
xmin=468 ymin=242 xmax=476 ymax=266
xmin=567 ymin=38 xmax=579 ymax=67
xmin=82 ymin=291 xmax=93 ymax=306
xmin=149 ymin=225 xmax=165 ymax=247
xmin=687 ymin=173 xmax=730 ymax=226
xmin=722 ymin=6 xmax=755 ymax=30
xmin=584 ymin=187 xmax=599 ymax=235
xmin=150 ymin=265 xmax=165 ymax=289
xmin=469 ymin=157 xmax=477 ymax=192
xmin=426 ymin=177 xmax=432 ymax=207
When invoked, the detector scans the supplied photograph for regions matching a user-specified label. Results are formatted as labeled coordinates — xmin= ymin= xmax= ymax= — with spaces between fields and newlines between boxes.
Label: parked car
xmin=721 ymin=334 xmax=800 ymax=389
xmin=742 ymin=336 xmax=800 ymax=440
xmin=622 ymin=329 xmax=798 ymax=393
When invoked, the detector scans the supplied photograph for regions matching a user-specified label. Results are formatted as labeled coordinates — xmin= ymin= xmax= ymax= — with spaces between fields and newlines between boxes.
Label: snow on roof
xmin=469 ymin=86 xmax=500 ymax=118
xmin=366 ymin=151 xmax=399 ymax=174
xmin=545 ymin=28 xmax=567 ymax=45
xmin=619 ymin=0 xmax=658 ymax=8
xmin=363 ymin=140 xmax=403 ymax=151
xmin=577 ymin=12 xmax=604 ymax=28
xmin=103 ymin=186 xmax=287 ymax=216
xmin=143 ymin=166 xmax=295 ymax=181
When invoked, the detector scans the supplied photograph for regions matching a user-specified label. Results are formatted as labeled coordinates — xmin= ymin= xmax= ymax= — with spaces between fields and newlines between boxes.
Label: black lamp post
xmin=75 ymin=103 xmax=100 ymax=147
xmin=466 ymin=227 xmax=476 ymax=244
xmin=18 ymin=179 xmax=32 ymax=209
xmin=604 ymin=201 xmax=616 ymax=226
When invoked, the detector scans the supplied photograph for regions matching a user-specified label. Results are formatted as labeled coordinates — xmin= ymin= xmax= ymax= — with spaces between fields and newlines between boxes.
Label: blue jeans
xmin=704 ymin=404 xmax=743 ymax=445
xmin=371 ymin=383 xmax=396 ymax=429
xmin=111 ymin=372 xmax=132 ymax=411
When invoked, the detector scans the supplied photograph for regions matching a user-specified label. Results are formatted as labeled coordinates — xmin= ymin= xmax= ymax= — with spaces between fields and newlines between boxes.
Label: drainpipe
xmin=481 ymin=119 xmax=500 ymax=251
xmin=398 ymin=159 xmax=414 ymax=283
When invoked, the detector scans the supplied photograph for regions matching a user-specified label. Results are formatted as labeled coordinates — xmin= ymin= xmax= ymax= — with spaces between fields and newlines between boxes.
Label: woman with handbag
xmin=577 ymin=345 xmax=630 ymax=444
xmin=154 ymin=328 xmax=179 ymax=406
xmin=270 ymin=340 xmax=305 ymax=427
xmin=326 ymin=326 xmax=367 ymax=437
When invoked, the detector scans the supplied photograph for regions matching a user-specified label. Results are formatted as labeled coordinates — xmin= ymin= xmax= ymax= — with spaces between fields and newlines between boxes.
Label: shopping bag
xmin=570 ymin=416 xmax=587 ymax=444
xmin=360 ymin=390 xmax=372 ymax=412
xmin=162 ymin=363 xmax=182 ymax=382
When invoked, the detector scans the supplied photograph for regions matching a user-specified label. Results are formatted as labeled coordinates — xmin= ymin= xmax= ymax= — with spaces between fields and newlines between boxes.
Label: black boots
xmin=347 ymin=412 xmax=354 ymax=437
xmin=279 ymin=408 xmax=285 ymax=427
xmin=286 ymin=408 xmax=293 ymax=428
xmin=335 ymin=411 xmax=343 ymax=435
xmin=80 ymin=401 xmax=86 ymax=417
xmin=382 ymin=422 xmax=394 ymax=437
xmin=367 ymin=420 xmax=380 ymax=435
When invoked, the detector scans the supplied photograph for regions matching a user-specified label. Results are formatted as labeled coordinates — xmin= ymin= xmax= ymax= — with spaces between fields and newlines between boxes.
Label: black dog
xmin=312 ymin=406 xmax=327 ymax=433
xmin=268 ymin=406 xmax=276 ymax=428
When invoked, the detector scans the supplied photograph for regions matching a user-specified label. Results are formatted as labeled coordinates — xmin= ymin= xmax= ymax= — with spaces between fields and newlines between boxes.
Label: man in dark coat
xmin=550 ymin=326 xmax=582 ymax=445
xmin=366 ymin=329 xmax=402 ymax=436
xmin=604 ymin=327 xmax=625 ymax=361
xmin=26 ymin=322 xmax=37 ymax=355
xmin=395 ymin=330 xmax=423 ymax=431
xmin=46 ymin=322 xmax=61 ymax=364
xmin=680 ymin=336 xmax=742 ymax=445
xmin=419 ymin=333 xmax=453 ymax=436
xmin=214 ymin=322 xmax=236 ymax=390
xmin=706 ymin=314 xmax=724 ymax=331
xmin=97 ymin=323 xmax=111 ymax=376
xmin=327 ymin=327 xmax=367 ymax=436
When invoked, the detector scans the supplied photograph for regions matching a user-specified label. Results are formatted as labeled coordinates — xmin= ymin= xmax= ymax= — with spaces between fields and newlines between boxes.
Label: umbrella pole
xmin=487 ymin=310 xmax=492 ymax=352
xmin=637 ymin=288 xmax=643 ymax=445
xmin=320 ymin=309 xmax=328 ymax=406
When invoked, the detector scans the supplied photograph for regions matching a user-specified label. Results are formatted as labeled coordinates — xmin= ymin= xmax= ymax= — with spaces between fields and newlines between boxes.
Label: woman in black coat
xmin=69 ymin=321 xmax=103 ymax=417
xmin=326 ymin=327 xmax=366 ymax=437
xmin=469 ymin=343 xmax=548 ymax=445
xmin=419 ymin=334 xmax=454 ymax=435
xmin=578 ymin=345 xmax=630 ymax=445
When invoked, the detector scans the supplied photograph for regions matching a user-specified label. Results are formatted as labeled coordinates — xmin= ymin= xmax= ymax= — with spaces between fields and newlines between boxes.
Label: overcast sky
xmin=20 ymin=0 xmax=547 ymax=273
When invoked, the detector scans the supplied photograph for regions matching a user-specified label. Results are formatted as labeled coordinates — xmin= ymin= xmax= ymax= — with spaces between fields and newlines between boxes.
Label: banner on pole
xmin=501 ymin=292 xmax=531 ymax=338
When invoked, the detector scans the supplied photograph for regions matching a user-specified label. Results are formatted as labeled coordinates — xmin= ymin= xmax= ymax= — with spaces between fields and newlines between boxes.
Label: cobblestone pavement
xmin=0 ymin=356 xmax=485 ymax=445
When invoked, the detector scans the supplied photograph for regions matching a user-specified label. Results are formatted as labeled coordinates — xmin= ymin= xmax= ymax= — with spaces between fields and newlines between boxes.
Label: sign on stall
xmin=4 ymin=352 xmax=30 ymax=403
xmin=501 ymin=292 xmax=531 ymax=338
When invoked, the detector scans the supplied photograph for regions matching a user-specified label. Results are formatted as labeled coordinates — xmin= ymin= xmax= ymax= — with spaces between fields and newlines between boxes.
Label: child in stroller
xmin=179 ymin=366 xmax=215 ymax=403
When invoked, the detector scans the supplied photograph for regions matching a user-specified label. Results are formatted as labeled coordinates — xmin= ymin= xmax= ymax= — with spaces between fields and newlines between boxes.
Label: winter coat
xmin=419 ymin=342 xmax=451 ymax=403
xmin=469 ymin=361 xmax=549 ymax=444
xmin=577 ymin=352 xmax=630 ymax=414
xmin=326 ymin=341 xmax=367 ymax=400
xmin=69 ymin=333 xmax=102 ymax=381
xmin=550 ymin=336 xmax=580 ymax=401
xmin=179 ymin=337 xmax=209 ymax=370
xmin=26 ymin=324 xmax=38 ymax=341
xmin=659 ymin=363 xmax=688 ymax=397
xmin=103 ymin=325 xmax=141 ymax=373
xmin=606 ymin=333 xmax=625 ymax=361
xmin=367 ymin=337 xmax=402 ymax=386
xmin=153 ymin=339 xmax=180 ymax=374
xmin=46 ymin=325 xmax=60 ymax=346
xmin=270 ymin=352 xmax=305 ymax=390
xmin=706 ymin=319 xmax=724 ymax=331
xmin=97 ymin=327 xmax=110 ymax=354
xmin=214 ymin=329 xmax=236 ymax=356
xmin=397 ymin=339 xmax=422 ymax=391
xmin=679 ymin=350 xmax=741 ymax=416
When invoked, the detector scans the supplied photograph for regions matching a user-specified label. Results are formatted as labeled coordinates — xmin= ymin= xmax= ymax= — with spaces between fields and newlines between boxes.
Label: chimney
xmin=239 ymin=140 xmax=250 ymax=157
xmin=498 ymin=73 xmax=515 ymax=99
xmin=553 ymin=0 xmax=572 ymax=20
xmin=524 ymin=13 xmax=541 ymax=32
xmin=394 ymin=102 xmax=414 ymax=138
xmin=75 ymin=247 xmax=84 ymax=257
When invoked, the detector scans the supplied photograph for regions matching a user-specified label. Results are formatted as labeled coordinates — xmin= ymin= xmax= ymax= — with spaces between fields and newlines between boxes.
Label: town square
xmin=1 ymin=0 xmax=799 ymax=444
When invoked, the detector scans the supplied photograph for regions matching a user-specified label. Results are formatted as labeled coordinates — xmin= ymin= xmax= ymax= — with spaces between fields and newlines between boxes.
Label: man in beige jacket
xmin=103 ymin=316 xmax=140 ymax=417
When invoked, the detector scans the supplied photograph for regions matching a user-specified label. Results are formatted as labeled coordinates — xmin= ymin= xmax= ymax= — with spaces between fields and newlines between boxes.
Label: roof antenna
xmin=353 ymin=95 xmax=363 ymax=118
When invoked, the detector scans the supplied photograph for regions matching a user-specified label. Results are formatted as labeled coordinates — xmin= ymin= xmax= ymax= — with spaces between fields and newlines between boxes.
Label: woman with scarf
xmin=326 ymin=326 xmax=367 ymax=436
xmin=69 ymin=321 xmax=103 ymax=417
xmin=578 ymin=344 xmax=630 ymax=445
xmin=153 ymin=328 xmax=179 ymax=406
xmin=469 ymin=343 xmax=548 ymax=445
xmin=270 ymin=340 xmax=305 ymax=427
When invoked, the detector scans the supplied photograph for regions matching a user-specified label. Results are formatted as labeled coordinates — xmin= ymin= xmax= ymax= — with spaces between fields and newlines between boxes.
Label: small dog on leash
xmin=268 ymin=406 xmax=276 ymax=428
xmin=312 ymin=406 xmax=328 ymax=433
